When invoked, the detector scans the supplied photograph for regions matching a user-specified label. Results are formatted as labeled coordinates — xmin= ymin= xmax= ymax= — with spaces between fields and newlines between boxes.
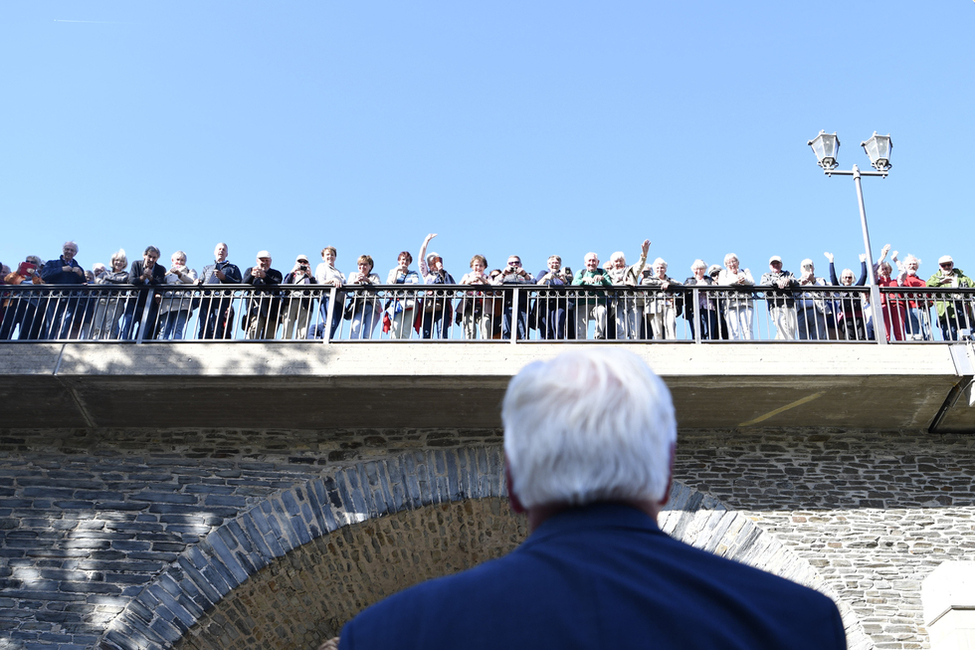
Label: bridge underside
xmin=2 ymin=342 xmax=974 ymax=432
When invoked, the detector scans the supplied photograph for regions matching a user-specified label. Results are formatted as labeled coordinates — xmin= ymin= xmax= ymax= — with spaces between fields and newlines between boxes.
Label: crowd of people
xmin=1 ymin=235 xmax=973 ymax=342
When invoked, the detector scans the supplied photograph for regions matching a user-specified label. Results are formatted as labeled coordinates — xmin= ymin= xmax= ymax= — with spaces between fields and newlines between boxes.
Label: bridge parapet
xmin=2 ymin=341 xmax=973 ymax=432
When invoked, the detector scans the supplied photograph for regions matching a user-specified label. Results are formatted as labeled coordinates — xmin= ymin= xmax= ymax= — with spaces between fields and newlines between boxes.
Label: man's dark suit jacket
xmin=339 ymin=503 xmax=846 ymax=650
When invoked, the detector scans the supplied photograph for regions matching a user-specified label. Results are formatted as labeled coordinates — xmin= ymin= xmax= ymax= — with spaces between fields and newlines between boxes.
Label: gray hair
xmin=691 ymin=259 xmax=707 ymax=271
xmin=144 ymin=246 xmax=161 ymax=257
xmin=724 ymin=253 xmax=738 ymax=266
xmin=110 ymin=249 xmax=127 ymax=268
xmin=502 ymin=349 xmax=676 ymax=509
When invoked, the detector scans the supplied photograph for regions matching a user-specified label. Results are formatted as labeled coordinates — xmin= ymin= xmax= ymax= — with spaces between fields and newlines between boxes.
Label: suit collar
xmin=523 ymin=502 xmax=661 ymax=548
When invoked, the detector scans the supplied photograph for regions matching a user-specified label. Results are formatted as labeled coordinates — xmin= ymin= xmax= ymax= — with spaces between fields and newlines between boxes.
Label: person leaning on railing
xmin=346 ymin=255 xmax=381 ymax=340
xmin=684 ymin=260 xmax=720 ymax=341
xmin=876 ymin=261 xmax=906 ymax=342
xmin=198 ymin=242 xmax=242 ymax=340
xmin=760 ymin=256 xmax=799 ymax=341
xmin=157 ymin=251 xmax=198 ymax=340
xmin=927 ymin=255 xmax=975 ymax=341
xmin=458 ymin=254 xmax=491 ymax=340
xmin=384 ymin=251 xmax=420 ymax=339
xmin=897 ymin=254 xmax=932 ymax=340
xmin=606 ymin=239 xmax=651 ymax=340
xmin=715 ymin=253 xmax=754 ymax=340
xmin=39 ymin=241 xmax=87 ymax=340
xmin=493 ymin=255 xmax=534 ymax=340
xmin=280 ymin=254 xmax=317 ymax=340
xmin=122 ymin=245 xmax=166 ymax=340
xmin=90 ymin=249 xmax=131 ymax=340
xmin=242 ymin=251 xmax=283 ymax=340
xmin=0 ymin=255 xmax=45 ymax=340
xmin=313 ymin=246 xmax=345 ymax=340
xmin=572 ymin=253 xmax=612 ymax=340
xmin=795 ymin=258 xmax=829 ymax=341
xmin=534 ymin=255 xmax=573 ymax=340
xmin=641 ymin=258 xmax=682 ymax=340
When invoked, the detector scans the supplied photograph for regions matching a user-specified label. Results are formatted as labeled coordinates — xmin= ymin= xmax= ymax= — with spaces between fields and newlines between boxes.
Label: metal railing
xmin=1 ymin=283 xmax=973 ymax=343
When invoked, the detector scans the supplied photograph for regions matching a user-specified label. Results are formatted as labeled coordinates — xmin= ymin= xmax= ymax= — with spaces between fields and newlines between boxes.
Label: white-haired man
xmin=337 ymin=349 xmax=846 ymax=650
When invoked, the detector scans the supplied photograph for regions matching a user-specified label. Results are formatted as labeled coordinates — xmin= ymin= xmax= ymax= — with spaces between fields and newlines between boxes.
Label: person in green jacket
xmin=926 ymin=255 xmax=975 ymax=340
xmin=572 ymin=252 xmax=612 ymax=339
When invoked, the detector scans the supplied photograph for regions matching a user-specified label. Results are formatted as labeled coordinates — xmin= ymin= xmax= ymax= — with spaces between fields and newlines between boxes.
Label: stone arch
xmin=99 ymin=447 xmax=869 ymax=650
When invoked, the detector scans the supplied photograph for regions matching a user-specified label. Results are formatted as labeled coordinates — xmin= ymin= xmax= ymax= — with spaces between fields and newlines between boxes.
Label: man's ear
xmin=505 ymin=456 xmax=525 ymax=514
xmin=659 ymin=442 xmax=676 ymax=506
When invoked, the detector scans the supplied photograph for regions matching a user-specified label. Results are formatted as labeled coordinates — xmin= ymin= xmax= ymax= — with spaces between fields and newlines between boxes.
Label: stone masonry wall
xmin=1 ymin=426 xmax=974 ymax=649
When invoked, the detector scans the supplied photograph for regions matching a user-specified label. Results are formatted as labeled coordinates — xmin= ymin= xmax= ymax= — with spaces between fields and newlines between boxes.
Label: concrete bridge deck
xmin=2 ymin=341 xmax=974 ymax=432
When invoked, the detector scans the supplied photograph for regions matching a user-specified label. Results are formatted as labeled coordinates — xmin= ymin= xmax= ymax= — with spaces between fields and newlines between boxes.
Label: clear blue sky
xmin=2 ymin=2 xmax=973 ymax=280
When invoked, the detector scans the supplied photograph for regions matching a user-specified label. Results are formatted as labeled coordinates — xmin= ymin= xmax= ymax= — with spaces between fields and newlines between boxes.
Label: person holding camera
xmin=385 ymin=252 xmax=420 ymax=339
xmin=242 ymin=251 xmax=283 ymax=339
xmin=492 ymin=255 xmax=535 ymax=340
xmin=198 ymin=242 xmax=243 ymax=339
xmin=157 ymin=251 xmax=198 ymax=340
xmin=281 ymin=254 xmax=317 ymax=339
xmin=534 ymin=255 xmax=572 ymax=339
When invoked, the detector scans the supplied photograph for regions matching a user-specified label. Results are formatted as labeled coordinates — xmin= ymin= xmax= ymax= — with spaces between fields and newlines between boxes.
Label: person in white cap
xmin=927 ymin=255 xmax=975 ymax=340
xmin=281 ymin=253 xmax=317 ymax=339
xmin=242 ymin=250 xmax=283 ymax=339
xmin=760 ymin=255 xmax=798 ymax=340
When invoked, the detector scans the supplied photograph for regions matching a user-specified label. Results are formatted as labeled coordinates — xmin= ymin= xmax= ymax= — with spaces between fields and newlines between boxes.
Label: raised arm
xmin=418 ymin=233 xmax=436 ymax=279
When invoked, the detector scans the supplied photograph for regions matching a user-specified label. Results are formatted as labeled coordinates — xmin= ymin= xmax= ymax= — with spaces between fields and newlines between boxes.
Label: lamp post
xmin=808 ymin=130 xmax=893 ymax=344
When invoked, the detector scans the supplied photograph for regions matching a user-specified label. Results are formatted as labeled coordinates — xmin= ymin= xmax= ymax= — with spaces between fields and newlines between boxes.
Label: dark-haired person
xmin=347 ymin=255 xmax=381 ymax=339
xmin=385 ymin=251 xmax=420 ymax=339
xmin=122 ymin=245 xmax=166 ymax=340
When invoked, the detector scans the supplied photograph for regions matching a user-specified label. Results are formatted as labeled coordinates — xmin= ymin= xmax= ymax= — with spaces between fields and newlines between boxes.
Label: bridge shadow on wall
xmin=98 ymin=447 xmax=870 ymax=650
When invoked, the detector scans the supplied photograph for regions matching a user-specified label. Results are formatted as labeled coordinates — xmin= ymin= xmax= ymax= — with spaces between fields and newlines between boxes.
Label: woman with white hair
xmin=898 ymin=254 xmax=932 ymax=340
xmin=716 ymin=253 xmax=754 ymax=340
xmin=684 ymin=260 xmax=719 ymax=340
xmin=91 ymin=248 xmax=130 ymax=339
xmin=157 ymin=251 xmax=199 ymax=340
xmin=641 ymin=258 xmax=682 ymax=340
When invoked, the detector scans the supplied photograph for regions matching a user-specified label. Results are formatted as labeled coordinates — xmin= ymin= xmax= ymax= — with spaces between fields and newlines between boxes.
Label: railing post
xmin=692 ymin=287 xmax=702 ymax=344
xmin=323 ymin=286 xmax=337 ymax=344
xmin=510 ymin=286 xmax=519 ymax=344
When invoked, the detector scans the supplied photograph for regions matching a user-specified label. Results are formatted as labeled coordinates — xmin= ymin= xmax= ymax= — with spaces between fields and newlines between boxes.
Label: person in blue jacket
xmin=39 ymin=241 xmax=86 ymax=339
xmin=337 ymin=349 xmax=847 ymax=650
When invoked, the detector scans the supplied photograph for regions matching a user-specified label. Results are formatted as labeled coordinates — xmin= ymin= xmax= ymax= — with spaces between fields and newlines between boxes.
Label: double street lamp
xmin=808 ymin=130 xmax=894 ymax=344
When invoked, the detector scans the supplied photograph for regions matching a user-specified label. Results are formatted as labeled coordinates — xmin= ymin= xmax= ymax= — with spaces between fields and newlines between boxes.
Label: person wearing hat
xmin=281 ymin=254 xmax=317 ymax=339
xmin=927 ymin=255 xmax=975 ymax=341
xmin=760 ymin=255 xmax=799 ymax=340
xmin=242 ymin=250 xmax=283 ymax=339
